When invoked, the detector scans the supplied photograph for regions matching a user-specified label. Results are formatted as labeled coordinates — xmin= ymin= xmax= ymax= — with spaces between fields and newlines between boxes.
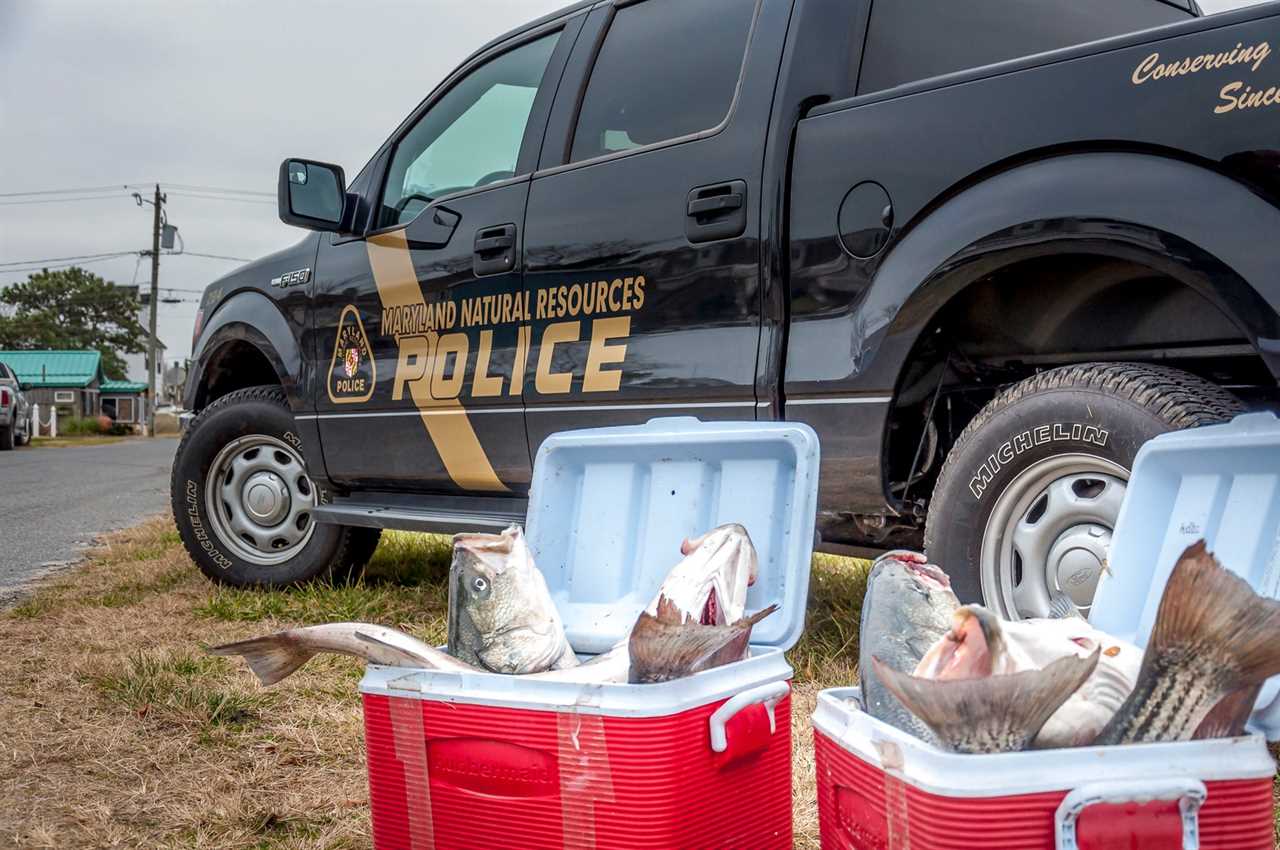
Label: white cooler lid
xmin=524 ymin=417 xmax=820 ymax=655
xmin=1092 ymin=411 xmax=1280 ymax=738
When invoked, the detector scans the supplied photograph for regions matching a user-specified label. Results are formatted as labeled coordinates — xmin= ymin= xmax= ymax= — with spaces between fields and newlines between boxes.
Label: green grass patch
xmin=790 ymin=552 xmax=872 ymax=684
xmin=364 ymin=530 xmax=452 ymax=585
xmin=91 ymin=650 xmax=271 ymax=730
xmin=9 ymin=594 xmax=59 ymax=619
xmin=93 ymin=565 xmax=191 ymax=608
xmin=193 ymin=531 xmax=452 ymax=639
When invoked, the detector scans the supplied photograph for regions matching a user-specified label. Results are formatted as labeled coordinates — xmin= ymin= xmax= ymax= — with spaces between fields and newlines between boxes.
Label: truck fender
xmin=853 ymin=152 xmax=1280 ymax=390
xmin=187 ymin=290 xmax=304 ymax=412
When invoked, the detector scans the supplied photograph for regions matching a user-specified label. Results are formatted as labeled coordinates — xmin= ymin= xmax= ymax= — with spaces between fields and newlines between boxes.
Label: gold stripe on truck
xmin=367 ymin=230 xmax=509 ymax=493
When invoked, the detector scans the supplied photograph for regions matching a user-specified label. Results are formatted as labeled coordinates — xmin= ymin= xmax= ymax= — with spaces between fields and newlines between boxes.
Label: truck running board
xmin=312 ymin=493 xmax=528 ymax=535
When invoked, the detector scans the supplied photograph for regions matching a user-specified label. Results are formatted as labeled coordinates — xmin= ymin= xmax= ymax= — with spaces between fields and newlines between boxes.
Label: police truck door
xmin=520 ymin=0 xmax=786 ymax=449
xmin=310 ymin=22 xmax=578 ymax=496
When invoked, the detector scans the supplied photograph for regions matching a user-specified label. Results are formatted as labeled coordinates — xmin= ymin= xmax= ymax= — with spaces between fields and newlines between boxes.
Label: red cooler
xmin=815 ymin=414 xmax=1280 ymax=850
xmin=361 ymin=418 xmax=820 ymax=849
xmin=812 ymin=687 xmax=1275 ymax=850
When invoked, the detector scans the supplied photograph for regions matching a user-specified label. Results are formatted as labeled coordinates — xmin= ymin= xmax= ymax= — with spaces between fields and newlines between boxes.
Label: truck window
xmin=378 ymin=32 xmax=560 ymax=229
xmin=857 ymin=0 xmax=1190 ymax=95
xmin=569 ymin=0 xmax=756 ymax=164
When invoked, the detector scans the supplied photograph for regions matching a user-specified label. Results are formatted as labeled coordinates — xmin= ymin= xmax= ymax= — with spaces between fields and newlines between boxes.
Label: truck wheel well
xmin=196 ymin=341 xmax=282 ymax=411
xmin=884 ymin=252 xmax=1276 ymax=517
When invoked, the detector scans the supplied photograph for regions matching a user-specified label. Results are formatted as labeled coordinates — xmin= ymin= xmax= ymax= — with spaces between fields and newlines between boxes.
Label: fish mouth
xmin=874 ymin=550 xmax=951 ymax=591
xmin=701 ymin=588 xmax=720 ymax=626
xmin=914 ymin=606 xmax=1000 ymax=679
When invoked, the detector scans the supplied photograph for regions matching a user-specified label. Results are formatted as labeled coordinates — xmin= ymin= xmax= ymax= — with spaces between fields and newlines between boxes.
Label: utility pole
xmin=146 ymin=184 xmax=164 ymax=438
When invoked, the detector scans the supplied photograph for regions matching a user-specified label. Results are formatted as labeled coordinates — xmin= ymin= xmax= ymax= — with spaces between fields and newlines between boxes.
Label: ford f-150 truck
xmin=176 ymin=0 xmax=1280 ymax=619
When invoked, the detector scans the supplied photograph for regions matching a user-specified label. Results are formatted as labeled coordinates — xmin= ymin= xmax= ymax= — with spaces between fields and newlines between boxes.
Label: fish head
xmin=914 ymin=605 xmax=1007 ymax=679
xmin=871 ymin=552 xmax=959 ymax=620
xmin=656 ymin=524 xmax=758 ymax=626
xmin=450 ymin=526 xmax=566 ymax=672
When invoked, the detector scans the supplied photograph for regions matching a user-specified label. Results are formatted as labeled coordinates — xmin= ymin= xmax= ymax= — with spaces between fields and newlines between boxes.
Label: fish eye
xmin=472 ymin=576 xmax=488 ymax=594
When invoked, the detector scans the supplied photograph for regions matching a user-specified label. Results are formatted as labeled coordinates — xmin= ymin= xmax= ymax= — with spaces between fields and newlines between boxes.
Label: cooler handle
xmin=708 ymin=681 xmax=790 ymax=753
xmin=1054 ymin=777 xmax=1207 ymax=850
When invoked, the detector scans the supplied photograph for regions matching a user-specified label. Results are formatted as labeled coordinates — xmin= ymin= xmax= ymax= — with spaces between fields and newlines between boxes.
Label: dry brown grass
xmin=0 ymin=519 xmax=870 ymax=849
xmin=15 ymin=522 xmax=1270 ymax=848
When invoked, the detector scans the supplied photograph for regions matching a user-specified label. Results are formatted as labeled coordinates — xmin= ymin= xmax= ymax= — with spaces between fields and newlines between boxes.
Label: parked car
xmin=0 ymin=361 xmax=32 ymax=450
xmin=177 ymin=0 xmax=1280 ymax=615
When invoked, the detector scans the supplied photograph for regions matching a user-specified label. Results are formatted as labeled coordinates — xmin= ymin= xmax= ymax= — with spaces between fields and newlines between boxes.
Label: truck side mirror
xmin=278 ymin=159 xmax=353 ymax=234
xmin=19 ymin=382 xmax=31 ymax=391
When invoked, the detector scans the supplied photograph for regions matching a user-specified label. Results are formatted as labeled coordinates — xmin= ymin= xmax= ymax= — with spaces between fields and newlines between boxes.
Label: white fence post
xmin=47 ymin=406 xmax=57 ymax=438
xmin=29 ymin=403 xmax=38 ymax=438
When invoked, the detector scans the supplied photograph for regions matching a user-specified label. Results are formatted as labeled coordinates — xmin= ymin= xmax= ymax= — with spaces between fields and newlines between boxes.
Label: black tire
xmin=171 ymin=385 xmax=378 ymax=587
xmin=337 ymin=526 xmax=384 ymax=583
xmin=0 ymin=422 xmax=13 ymax=451
xmin=925 ymin=362 xmax=1244 ymax=609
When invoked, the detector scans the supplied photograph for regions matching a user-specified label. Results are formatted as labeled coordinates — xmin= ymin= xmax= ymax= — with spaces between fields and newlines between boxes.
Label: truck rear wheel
xmin=924 ymin=362 xmax=1243 ymax=619
xmin=0 ymin=423 xmax=13 ymax=451
xmin=171 ymin=385 xmax=380 ymax=587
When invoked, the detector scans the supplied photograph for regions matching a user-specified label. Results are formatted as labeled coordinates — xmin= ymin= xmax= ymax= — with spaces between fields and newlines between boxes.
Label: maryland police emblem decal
xmin=328 ymin=305 xmax=376 ymax=404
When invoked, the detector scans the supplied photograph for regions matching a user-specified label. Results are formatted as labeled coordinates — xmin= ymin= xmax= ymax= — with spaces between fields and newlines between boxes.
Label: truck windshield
xmin=379 ymin=32 xmax=560 ymax=228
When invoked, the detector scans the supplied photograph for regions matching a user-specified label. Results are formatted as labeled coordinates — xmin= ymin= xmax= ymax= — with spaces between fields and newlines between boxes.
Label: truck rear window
xmin=857 ymin=0 xmax=1190 ymax=95
xmin=569 ymin=0 xmax=756 ymax=163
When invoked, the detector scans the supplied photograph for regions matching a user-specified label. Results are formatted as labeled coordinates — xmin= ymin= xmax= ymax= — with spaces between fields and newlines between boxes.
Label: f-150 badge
xmin=328 ymin=305 xmax=375 ymax=404
xmin=270 ymin=268 xmax=311 ymax=288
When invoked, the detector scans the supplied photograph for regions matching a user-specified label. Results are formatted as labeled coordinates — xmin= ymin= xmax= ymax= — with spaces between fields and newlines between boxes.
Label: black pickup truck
xmin=176 ymin=0 xmax=1280 ymax=619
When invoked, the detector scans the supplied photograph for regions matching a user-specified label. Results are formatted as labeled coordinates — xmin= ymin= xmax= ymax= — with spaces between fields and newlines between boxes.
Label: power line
xmin=165 ymin=191 xmax=275 ymax=206
xmin=0 ymin=261 xmax=120 ymax=274
xmin=0 ymin=292 xmax=201 ymax=305
xmin=0 ymin=251 xmax=137 ymax=268
xmin=1 ymin=249 xmax=251 ymax=269
xmin=0 ymin=184 xmax=151 ymax=198
xmin=174 ymin=251 xmax=252 ymax=262
xmin=0 ymin=194 xmax=137 ymax=207
xmin=162 ymin=183 xmax=274 ymax=198
xmin=0 ymin=182 xmax=270 ymax=199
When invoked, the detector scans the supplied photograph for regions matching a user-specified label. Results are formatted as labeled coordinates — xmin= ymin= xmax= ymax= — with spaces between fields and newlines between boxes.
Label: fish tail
xmin=208 ymin=632 xmax=313 ymax=686
xmin=1149 ymin=541 xmax=1280 ymax=685
xmin=1047 ymin=593 xmax=1083 ymax=620
xmin=1193 ymin=683 xmax=1262 ymax=740
xmin=1096 ymin=542 xmax=1280 ymax=745
xmin=872 ymin=650 xmax=1099 ymax=753
xmin=628 ymin=604 xmax=778 ymax=683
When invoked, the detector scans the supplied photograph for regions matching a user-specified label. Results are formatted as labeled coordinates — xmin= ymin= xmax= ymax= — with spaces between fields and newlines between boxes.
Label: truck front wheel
xmin=171 ymin=385 xmax=380 ymax=587
xmin=924 ymin=362 xmax=1243 ymax=619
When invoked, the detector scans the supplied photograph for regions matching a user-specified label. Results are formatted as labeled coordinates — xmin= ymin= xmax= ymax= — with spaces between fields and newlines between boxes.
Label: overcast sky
xmin=0 ymin=0 xmax=564 ymax=377
xmin=0 ymin=0 xmax=1263 ymax=379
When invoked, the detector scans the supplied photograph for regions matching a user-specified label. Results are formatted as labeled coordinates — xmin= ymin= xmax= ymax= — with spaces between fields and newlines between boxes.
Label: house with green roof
xmin=0 ymin=350 xmax=150 ymax=425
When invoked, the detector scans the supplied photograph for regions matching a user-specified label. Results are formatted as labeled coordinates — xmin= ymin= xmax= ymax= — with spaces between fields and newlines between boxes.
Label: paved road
xmin=0 ymin=438 xmax=178 ymax=603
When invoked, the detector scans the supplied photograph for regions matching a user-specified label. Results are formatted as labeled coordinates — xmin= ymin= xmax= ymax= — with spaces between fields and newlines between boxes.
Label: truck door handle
xmin=688 ymin=193 xmax=743 ymax=216
xmin=473 ymin=223 xmax=517 ymax=276
xmin=686 ymin=180 xmax=748 ymax=244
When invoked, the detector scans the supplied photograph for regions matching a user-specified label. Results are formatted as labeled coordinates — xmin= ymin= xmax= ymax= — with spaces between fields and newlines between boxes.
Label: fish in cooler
xmin=865 ymin=540 xmax=1280 ymax=753
xmin=211 ymin=522 xmax=774 ymax=686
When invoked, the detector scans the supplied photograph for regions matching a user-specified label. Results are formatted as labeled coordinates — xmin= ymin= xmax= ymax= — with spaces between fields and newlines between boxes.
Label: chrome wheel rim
xmin=980 ymin=453 xmax=1128 ymax=620
xmin=205 ymin=435 xmax=317 ymax=566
